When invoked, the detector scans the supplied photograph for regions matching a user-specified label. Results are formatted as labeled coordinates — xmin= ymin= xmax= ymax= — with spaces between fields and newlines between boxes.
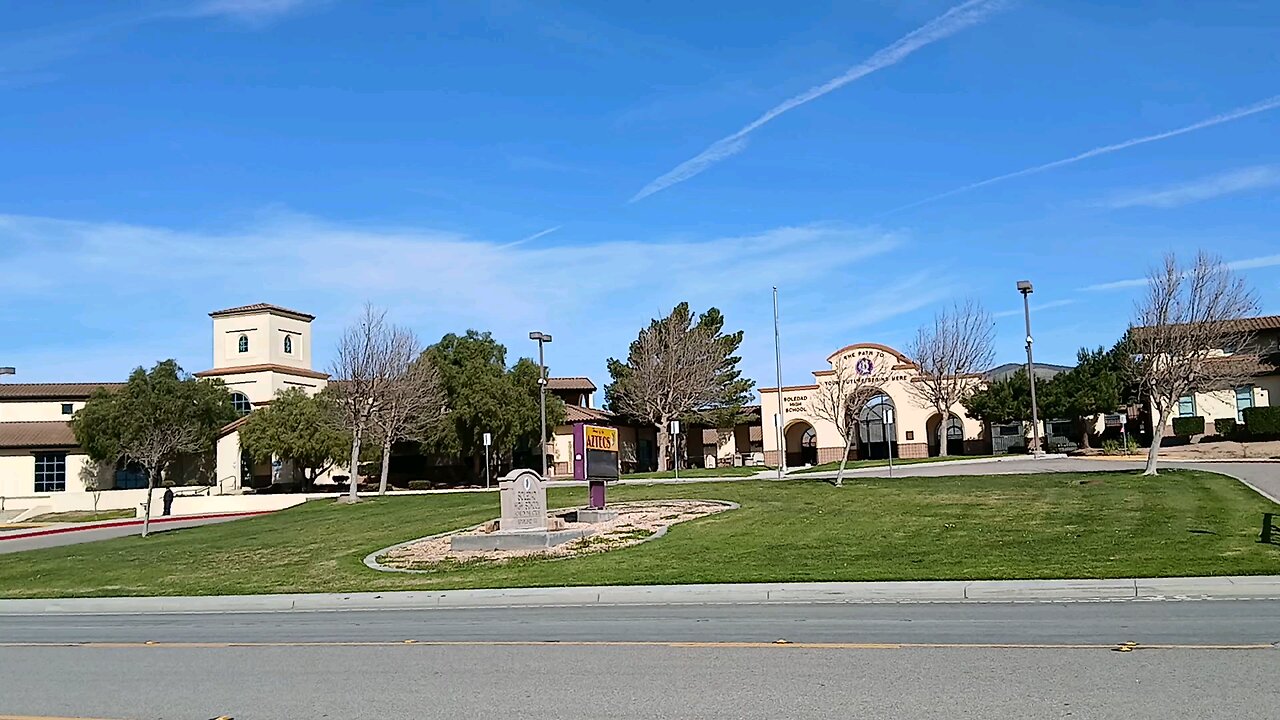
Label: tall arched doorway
xmin=857 ymin=393 xmax=897 ymax=460
xmin=926 ymin=413 xmax=965 ymax=456
xmin=784 ymin=421 xmax=818 ymax=467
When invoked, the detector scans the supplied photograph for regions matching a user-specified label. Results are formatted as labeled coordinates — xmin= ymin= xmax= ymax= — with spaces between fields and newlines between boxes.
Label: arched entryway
xmin=857 ymin=393 xmax=898 ymax=460
xmin=926 ymin=413 xmax=965 ymax=456
xmin=784 ymin=421 xmax=818 ymax=467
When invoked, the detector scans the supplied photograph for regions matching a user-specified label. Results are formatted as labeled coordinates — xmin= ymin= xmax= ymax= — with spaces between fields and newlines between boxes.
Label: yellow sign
xmin=584 ymin=425 xmax=619 ymax=452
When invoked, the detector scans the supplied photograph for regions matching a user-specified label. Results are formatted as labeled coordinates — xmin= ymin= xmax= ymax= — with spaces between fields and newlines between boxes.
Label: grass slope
xmin=1 ymin=471 xmax=1276 ymax=599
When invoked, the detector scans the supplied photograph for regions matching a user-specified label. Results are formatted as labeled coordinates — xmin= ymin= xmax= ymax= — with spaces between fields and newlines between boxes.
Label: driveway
xmin=0 ymin=513 xmax=264 ymax=554
xmin=794 ymin=456 xmax=1280 ymax=503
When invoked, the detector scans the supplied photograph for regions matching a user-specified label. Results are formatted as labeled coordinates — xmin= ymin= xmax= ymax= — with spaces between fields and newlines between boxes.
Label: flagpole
xmin=773 ymin=286 xmax=785 ymax=480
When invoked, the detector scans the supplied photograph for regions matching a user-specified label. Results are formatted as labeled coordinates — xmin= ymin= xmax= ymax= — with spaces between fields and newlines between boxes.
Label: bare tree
xmin=1129 ymin=252 xmax=1259 ymax=476
xmin=372 ymin=327 xmax=446 ymax=495
xmin=79 ymin=462 xmax=103 ymax=516
xmin=906 ymin=299 xmax=995 ymax=457
xmin=329 ymin=304 xmax=397 ymax=503
xmin=126 ymin=424 xmax=201 ymax=537
xmin=808 ymin=360 xmax=894 ymax=487
xmin=605 ymin=304 xmax=753 ymax=471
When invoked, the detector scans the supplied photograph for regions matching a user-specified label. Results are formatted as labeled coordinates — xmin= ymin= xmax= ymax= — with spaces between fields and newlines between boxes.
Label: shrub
xmin=1102 ymin=437 xmax=1142 ymax=455
xmin=407 ymin=480 xmax=430 ymax=491
xmin=1214 ymin=418 xmax=1238 ymax=437
xmin=1171 ymin=416 xmax=1205 ymax=437
xmin=1242 ymin=406 xmax=1280 ymax=437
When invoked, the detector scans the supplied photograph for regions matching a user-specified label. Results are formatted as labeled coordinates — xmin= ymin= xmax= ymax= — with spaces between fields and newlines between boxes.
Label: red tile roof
xmin=1132 ymin=315 xmax=1280 ymax=334
xmin=194 ymin=364 xmax=329 ymax=380
xmin=546 ymin=377 xmax=597 ymax=391
xmin=209 ymin=303 xmax=315 ymax=321
xmin=0 ymin=383 xmax=123 ymax=400
xmin=0 ymin=421 xmax=78 ymax=449
xmin=564 ymin=405 xmax=614 ymax=423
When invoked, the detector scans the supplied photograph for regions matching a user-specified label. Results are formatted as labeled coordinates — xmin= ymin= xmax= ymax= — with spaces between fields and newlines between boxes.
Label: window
xmin=230 ymin=391 xmax=252 ymax=415
xmin=283 ymin=335 xmax=293 ymax=354
xmin=34 ymin=453 xmax=66 ymax=492
xmin=1236 ymin=386 xmax=1254 ymax=422
xmin=905 ymin=430 xmax=915 ymax=441
xmin=238 ymin=334 xmax=249 ymax=353
xmin=60 ymin=403 xmax=73 ymax=415
xmin=1177 ymin=395 xmax=1196 ymax=417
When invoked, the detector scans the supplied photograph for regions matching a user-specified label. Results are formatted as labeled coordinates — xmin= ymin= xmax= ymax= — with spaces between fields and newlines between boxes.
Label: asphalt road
xmin=2 ymin=602 xmax=1278 ymax=719
xmin=3 ymin=600 xmax=1280 ymax=645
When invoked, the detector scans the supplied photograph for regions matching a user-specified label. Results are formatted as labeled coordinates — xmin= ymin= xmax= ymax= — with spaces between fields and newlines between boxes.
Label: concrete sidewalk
xmin=4 ymin=575 xmax=1280 ymax=615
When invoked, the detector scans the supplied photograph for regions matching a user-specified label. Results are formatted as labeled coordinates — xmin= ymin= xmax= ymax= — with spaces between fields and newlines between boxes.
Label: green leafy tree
xmin=961 ymin=368 xmax=1037 ymax=426
xmin=605 ymin=303 xmax=754 ymax=471
xmin=239 ymin=388 xmax=350 ymax=491
xmin=1046 ymin=346 xmax=1125 ymax=449
xmin=72 ymin=360 xmax=237 ymax=536
xmin=422 ymin=331 xmax=565 ymax=479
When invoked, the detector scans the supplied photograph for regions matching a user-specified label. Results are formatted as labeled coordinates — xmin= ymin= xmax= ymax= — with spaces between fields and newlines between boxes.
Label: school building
xmin=759 ymin=343 xmax=987 ymax=467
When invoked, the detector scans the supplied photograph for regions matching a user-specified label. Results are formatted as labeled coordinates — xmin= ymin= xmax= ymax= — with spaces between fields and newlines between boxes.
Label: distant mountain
xmin=984 ymin=362 xmax=1073 ymax=382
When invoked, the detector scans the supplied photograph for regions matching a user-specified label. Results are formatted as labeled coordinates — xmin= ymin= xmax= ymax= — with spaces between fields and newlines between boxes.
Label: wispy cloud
xmin=992 ymin=298 xmax=1076 ymax=318
xmin=1102 ymin=165 xmax=1280 ymax=209
xmin=887 ymin=95 xmax=1280 ymax=215
xmin=629 ymin=0 xmax=1007 ymax=202
xmin=0 ymin=214 xmax=906 ymax=386
xmin=1081 ymin=253 xmax=1280 ymax=292
xmin=501 ymin=225 xmax=562 ymax=248
xmin=187 ymin=0 xmax=320 ymax=25
xmin=0 ymin=1 xmax=320 ymax=85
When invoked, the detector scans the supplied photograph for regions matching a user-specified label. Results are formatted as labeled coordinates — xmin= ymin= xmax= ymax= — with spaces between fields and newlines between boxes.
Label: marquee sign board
xmin=573 ymin=423 xmax=620 ymax=481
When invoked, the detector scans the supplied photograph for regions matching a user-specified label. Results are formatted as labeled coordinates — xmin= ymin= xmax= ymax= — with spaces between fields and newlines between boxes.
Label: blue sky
xmin=2 ymin=0 xmax=1278 ymax=393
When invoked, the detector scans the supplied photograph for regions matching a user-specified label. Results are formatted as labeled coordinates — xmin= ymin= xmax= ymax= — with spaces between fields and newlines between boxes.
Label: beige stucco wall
xmin=1157 ymin=381 xmax=1275 ymax=433
xmin=212 ymin=310 xmax=313 ymax=372
xmin=0 ymin=400 xmax=87 ymax=422
xmin=551 ymin=424 xmax=575 ymax=477
xmin=0 ymin=450 xmax=101 ymax=504
xmin=761 ymin=344 xmax=985 ymax=465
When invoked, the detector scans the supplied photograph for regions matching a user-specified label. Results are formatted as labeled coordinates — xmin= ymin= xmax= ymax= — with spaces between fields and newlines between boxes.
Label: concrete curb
xmin=4 ymin=575 xmax=1279 ymax=615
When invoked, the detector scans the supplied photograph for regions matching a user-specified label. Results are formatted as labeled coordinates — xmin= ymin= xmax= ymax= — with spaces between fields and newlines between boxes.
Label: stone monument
xmin=450 ymin=469 xmax=596 ymax=551
xmin=499 ymin=469 xmax=549 ymax=532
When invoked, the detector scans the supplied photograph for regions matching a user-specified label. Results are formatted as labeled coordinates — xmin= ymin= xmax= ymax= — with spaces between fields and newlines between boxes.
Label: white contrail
xmin=887 ymin=94 xmax=1280 ymax=215
xmin=629 ymin=0 xmax=1007 ymax=202
xmin=500 ymin=225 xmax=562 ymax=249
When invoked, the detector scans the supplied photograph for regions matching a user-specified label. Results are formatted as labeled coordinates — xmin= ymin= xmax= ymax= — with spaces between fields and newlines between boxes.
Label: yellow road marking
xmin=0 ymin=715 xmax=133 ymax=720
xmin=0 ymin=640 xmax=1271 ymax=650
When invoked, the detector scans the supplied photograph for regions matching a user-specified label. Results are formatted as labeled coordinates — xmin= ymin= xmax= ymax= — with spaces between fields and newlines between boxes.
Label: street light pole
xmin=1017 ymin=281 xmax=1042 ymax=458
xmin=529 ymin=332 xmax=552 ymax=479
xmin=772 ymin=287 xmax=785 ymax=479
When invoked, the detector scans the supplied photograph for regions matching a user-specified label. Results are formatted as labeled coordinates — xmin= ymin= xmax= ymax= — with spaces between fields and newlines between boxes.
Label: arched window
xmin=801 ymin=426 xmax=817 ymax=449
xmin=946 ymin=416 xmax=964 ymax=440
xmin=283 ymin=335 xmax=293 ymax=354
xmin=237 ymin=335 xmax=249 ymax=353
xmin=230 ymin=392 xmax=252 ymax=416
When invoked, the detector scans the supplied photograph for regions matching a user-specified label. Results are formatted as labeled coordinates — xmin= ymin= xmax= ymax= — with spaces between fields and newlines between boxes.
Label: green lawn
xmin=1 ymin=470 xmax=1276 ymax=599
xmin=25 ymin=510 xmax=136 ymax=523
xmin=621 ymin=466 xmax=767 ymax=480
xmin=790 ymin=455 xmax=999 ymax=474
